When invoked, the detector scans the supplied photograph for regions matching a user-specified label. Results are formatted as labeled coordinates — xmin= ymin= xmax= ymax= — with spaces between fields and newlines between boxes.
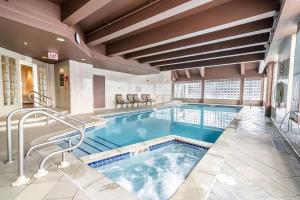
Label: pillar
xmin=265 ymin=62 xmax=275 ymax=117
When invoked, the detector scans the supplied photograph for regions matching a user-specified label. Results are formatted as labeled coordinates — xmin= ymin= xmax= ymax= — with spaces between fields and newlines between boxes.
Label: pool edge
xmin=170 ymin=106 xmax=243 ymax=200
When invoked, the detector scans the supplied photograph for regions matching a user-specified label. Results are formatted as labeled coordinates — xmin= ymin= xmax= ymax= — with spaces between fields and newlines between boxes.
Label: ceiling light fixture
xmin=81 ymin=58 xmax=86 ymax=61
xmin=42 ymin=56 xmax=47 ymax=59
xmin=24 ymin=41 xmax=28 ymax=46
xmin=56 ymin=37 xmax=65 ymax=42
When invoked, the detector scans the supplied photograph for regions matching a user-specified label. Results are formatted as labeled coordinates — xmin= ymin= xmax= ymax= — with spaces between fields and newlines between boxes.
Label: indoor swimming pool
xmin=65 ymin=104 xmax=241 ymax=157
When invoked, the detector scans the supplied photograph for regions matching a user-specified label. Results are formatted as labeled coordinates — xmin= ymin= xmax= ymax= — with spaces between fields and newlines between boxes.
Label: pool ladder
xmin=6 ymin=107 xmax=86 ymax=187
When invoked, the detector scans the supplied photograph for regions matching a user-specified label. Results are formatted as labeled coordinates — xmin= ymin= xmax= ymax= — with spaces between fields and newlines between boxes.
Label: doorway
xmin=93 ymin=75 xmax=105 ymax=108
xmin=21 ymin=65 xmax=34 ymax=108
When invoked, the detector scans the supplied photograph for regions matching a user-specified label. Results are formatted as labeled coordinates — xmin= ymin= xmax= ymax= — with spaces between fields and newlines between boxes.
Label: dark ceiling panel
xmin=159 ymin=53 xmax=265 ymax=71
xmin=151 ymin=45 xmax=266 ymax=67
xmin=106 ymin=0 xmax=278 ymax=55
xmin=78 ymin=0 xmax=149 ymax=34
xmin=139 ymin=33 xmax=270 ymax=63
xmin=47 ymin=0 xmax=67 ymax=5
xmin=125 ymin=17 xmax=274 ymax=59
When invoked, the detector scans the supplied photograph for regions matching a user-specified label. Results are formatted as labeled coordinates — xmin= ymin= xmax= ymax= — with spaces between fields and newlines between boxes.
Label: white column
xmin=286 ymin=33 xmax=297 ymax=112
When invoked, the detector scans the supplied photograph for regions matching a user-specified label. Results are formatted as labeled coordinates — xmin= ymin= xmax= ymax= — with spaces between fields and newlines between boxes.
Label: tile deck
xmin=208 ymin=107 xmax=300 ymax=200
xmin=0 ymin=105 xmax=299 ymax=200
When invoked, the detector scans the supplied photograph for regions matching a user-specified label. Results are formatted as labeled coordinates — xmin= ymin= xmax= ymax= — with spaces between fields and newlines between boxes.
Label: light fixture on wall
xmin=42 ymin=56 xmax=47 ymax=59
xmin=75 ymin=33 xmax=81 ymax=45
xmin=24 ymin=41 xmax=28 ymax=46
xmin=59 ymin=68 xmax=64 ymax=73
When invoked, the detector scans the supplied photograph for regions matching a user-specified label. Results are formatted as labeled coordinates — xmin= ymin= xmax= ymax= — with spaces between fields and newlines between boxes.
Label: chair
xmin=127 ymin=94 xmax=135 ymax=107
xmin=133 ymin=94 xmax=142 ymax=107
xmin=141 ymin=94 xmax=149 ymax=106
xmin=115 ymin=94 xmax=128 ymax=108
xmin=146 ymin=94 xmax=156 ymax=105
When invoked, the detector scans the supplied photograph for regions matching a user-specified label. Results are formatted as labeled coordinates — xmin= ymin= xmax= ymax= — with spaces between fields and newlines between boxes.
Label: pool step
xmin=60 ymin=136 xmax=120 ymax=157
xmin=95 ymin=136 xmax=121 ymax=148
xmin=85 ymin=137 xmax=112 ymax=151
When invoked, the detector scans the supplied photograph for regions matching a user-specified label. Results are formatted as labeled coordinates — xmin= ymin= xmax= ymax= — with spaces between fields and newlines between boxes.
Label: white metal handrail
xmin=6 ymin=108 xmax=43 ymax=164
xmin=6 ymin=107 xmax=84 ymax=163
xmin=29 ymin=91 xmax=53 ymax=108
xmin=11 ymin=109 xmax=85 ymax=186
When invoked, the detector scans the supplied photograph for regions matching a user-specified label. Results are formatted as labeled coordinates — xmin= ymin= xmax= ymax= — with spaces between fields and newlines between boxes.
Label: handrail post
xmin=8 ymin=108 xmax=85 ymax=186
xmin=6 ymin=114 xmax=14 ymax=163
xmin=12 ymin=117 xmax=30 ymax=186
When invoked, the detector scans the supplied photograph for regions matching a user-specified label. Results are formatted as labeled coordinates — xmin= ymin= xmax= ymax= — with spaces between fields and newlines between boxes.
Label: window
xmin=174 ymin=81 xmax=201 ymax=98
xmin=1 ymin=55 xmax=17 ymax=106
xmin=204 ymin=79 xmax=240 ymax=99
xmin=244 ymin=78 xmax=262 ymax=101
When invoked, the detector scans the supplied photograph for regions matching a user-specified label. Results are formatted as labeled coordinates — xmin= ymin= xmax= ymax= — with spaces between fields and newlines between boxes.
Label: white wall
xmin=0 ymin=47 xmax=55 ymax=116
xmin=93 ymin=68 xmax=172 ymax=109
xmin=54 ymin=61 xmax=70 ymax=110
xmin=69 ymin=60 xmax=94 ymax=115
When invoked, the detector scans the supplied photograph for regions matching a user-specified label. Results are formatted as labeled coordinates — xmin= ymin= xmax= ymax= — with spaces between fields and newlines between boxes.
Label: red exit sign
xmin=48 ymin=52 xmax=58 ymax=60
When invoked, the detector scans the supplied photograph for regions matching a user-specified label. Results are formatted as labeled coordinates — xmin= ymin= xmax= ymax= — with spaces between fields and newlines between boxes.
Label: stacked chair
xmin=115 ymin=94 xmax=156 ymax=108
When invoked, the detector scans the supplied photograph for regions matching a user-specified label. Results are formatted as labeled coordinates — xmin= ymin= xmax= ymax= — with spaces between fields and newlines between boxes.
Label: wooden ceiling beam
xmin=125 ymin=18 xmax=273 ymax=59
xmin=86 ymin=0 xmax=214 ymax=46
xmin=200 ymin=67 xmax=205 ymax=77
xmin=185 ymin=69 xmax=191 ymax=78
xmin=173 ymin=71 xmax=179 ymax=79
xmin=139 ymin=33 xmax=269 ymax=63
xmin=159 ymin=53 xmax=265 ymax=71
xmin=240 ymin=63 xmax=246 ymax=75
xmin=106 ymin=0 xmax=277 ymax=56
xmin=150 ymin=45 xmax=265 ymax=67
xmin=61 ymin=0 xmax=112 ymax=26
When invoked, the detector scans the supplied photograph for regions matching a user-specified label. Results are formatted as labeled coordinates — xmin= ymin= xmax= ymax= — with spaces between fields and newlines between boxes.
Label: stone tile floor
xmin=0 ymin=112 xmax=100 ymax=200
xmin=208 ymin=107 xmax=300 ymax=200
xmin=1 ymin=105 xmax=300 ymax=200
xmin=0 ymin=150 xmax=93 ymax=200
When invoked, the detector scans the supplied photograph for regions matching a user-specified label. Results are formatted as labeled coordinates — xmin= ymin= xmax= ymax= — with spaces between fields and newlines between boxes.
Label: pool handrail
xmin=11 ymin=108 xmax=85 ymax=186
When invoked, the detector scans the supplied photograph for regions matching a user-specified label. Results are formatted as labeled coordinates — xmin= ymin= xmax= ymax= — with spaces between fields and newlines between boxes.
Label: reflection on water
xmin=70 ymin=104 xmax=240 ymax=157
xmin=173 ymin=107 xmax=238 ymax=129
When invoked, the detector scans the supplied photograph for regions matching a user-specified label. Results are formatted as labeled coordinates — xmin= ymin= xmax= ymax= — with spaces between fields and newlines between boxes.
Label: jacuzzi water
xmin=96 ymin=143 xmax=207 ymax=200
xmin=66 ymin=104 xmax=240 ymax=157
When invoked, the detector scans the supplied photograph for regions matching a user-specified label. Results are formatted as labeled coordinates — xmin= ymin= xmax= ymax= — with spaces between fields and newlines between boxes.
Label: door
xmin=93 ymin=75 xmax=105 ymax=108
xmin=21 ymin=65 xmax=34 ymax=107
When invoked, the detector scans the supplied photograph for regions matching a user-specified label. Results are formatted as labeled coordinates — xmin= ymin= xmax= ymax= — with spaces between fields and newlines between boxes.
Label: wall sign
xmin=48 ymin=52 xmax=58 ymax=60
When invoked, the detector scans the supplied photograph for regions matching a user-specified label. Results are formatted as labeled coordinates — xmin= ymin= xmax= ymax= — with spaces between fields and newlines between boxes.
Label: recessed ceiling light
xmin=42 ymin=56 xmax=47 ymax=59
xmin=24 ymin=41 xmax=28 ymax=46
xmin=81 ymin=58 xmax=86 ymax=61
xmin=56 ymin=37 xmax=65 ymax=42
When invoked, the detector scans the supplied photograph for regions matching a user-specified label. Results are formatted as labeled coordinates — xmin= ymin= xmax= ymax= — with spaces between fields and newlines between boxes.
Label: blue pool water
xmin=67 ymin=104 xmax=240 ymax=157
xmin=97 ymin=143 xmax=207 ymax=200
